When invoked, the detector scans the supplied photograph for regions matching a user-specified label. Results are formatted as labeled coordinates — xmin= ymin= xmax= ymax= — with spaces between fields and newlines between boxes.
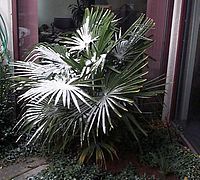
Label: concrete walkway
xmin=0 ymin=157 xmax=48 ymax=180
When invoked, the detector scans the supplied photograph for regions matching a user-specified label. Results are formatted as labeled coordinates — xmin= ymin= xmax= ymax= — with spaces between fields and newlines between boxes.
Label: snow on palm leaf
xmin=13 ymin=7 xmax=165 ymax=162
xmin=14 ymin=44 xmax=74 ymax=78
xmin=82 ymin=52 xmax=107 ymax=77
xmin=66 ymin=16 xmax=98 ymax=53
xmin=18 ymin=77 xmax=91 ymax=112
xmin=113 ymin=28 xmax=128 ymax=61
xmin=26 ymin=44 xmax=69 ymax=65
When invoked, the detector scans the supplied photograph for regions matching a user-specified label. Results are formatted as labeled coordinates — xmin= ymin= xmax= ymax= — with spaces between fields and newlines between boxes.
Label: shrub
xmin=13 ymin=8 xmax=164 ymax=166
xmin=0 ymin=14 xmax=15 ymax=150
xmin=138 ymin=124 xmax=200 ymax=179
xmin=0 ymin=65 xmax=15 ymax=146
xmin=33 ymin=154 xmax=156 ymax=180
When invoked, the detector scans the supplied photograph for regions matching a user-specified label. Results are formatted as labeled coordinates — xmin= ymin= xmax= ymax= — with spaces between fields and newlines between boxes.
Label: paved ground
xmin=0 ymin=157 xmax=48 ymax=180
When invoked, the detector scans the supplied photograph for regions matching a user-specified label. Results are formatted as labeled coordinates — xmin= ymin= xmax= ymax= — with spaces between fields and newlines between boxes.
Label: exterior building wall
xmin=146 ymin=0 xmax=171 ymax=78
xmin=17 ymin=0 xmax=38 ymax=59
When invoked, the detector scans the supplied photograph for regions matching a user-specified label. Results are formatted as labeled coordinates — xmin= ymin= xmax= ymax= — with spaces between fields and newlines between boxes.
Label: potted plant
xmin=13 ymin=8 xmax=165 ymax=167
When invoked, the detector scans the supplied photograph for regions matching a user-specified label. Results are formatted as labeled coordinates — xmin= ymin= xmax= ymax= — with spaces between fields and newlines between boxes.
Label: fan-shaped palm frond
xmin=113 ymin=14 xmax=154 ymax=62
xmin=65 ymin=16 xmax=98 ymax=53
xmin=15 ymin=98 xmax=87 ymax=147
xmin=82 ymin=52 xmax=151 ymax=139
xmin=25 ymin=43 xmax=82 ymax=71
xmin=18 ymin=77 xmax=92 ymax=112
xmin=79 ymin=139 xmax=118 ymax=169
xmin=13 ymin=61 xmax=56 ymax=80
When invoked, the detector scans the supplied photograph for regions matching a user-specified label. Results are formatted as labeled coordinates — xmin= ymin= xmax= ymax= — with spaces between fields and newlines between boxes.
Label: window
xmin=13 ymin=0 xmax=173 ymax=81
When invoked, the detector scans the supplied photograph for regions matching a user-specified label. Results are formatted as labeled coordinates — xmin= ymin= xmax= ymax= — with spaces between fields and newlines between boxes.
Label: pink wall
xmin=147 ymin=0 xmax=173 ymax=78
xmin=17 ymin=0 xmax=38 ymax=59
xmin=12 ymin=0 xmax=19 ymax=60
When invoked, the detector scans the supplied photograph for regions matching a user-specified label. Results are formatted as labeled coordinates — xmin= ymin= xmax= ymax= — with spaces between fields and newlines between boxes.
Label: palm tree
xmin=13 ymin=8 xmax=165 ymax=167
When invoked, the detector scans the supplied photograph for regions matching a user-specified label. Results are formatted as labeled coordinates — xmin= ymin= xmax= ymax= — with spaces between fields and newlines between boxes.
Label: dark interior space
xmin=184 ymin=27 xmax=200 ymax=152
xmin=38 ymin=0 xmax=147 ymax=44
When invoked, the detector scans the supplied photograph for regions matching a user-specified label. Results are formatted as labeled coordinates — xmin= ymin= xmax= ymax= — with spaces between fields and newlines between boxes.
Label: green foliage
xmin=149 ymin=151 xmax=173 ymax=175
xmin=138 ymin=124 xmax=200 ymax=179
xmin=0 ymin=68 xmax=15 ymax=147
xmin=170 ymin=146 xmax=200 ymax=179
xmin=0 ymin=14 xmax=15 ymax=149
xmin=0 ymin=65 xmax=15 ymax=148
xmin=0 ymin=142 xmax=41 ymax=167
xmin=145 ymin=145 xmax=200 ymax=179
xmin=33 ymin=154 xmax=156 ymax=180
xmin=13 ymin=8 xmax=165 ymax=167
xmin=105 ymin=165 xmax=156 ymax=180
xmin=79 ymin=139 xmax=118 ymax=168
xmin=34 ymin=154 xmax=106 ymax=180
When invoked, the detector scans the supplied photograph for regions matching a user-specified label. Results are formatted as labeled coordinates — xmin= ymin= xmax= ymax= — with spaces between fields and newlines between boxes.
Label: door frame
xmin=162 ymin=0 xmax=187 ymax=122
xmin=12 ymin=0 xmax=19 ymax=60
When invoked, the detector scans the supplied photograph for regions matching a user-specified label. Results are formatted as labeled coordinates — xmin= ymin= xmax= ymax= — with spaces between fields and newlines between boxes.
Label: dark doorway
xmin=175 ymin=0 xmax=200 ymax=152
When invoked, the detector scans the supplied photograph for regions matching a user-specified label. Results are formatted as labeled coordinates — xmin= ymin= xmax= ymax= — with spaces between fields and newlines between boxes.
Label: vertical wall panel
xmin=146 ymin=0 xmax=171 ymax=78
xmin=17 ymin=0 xmax=38 ymax=59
